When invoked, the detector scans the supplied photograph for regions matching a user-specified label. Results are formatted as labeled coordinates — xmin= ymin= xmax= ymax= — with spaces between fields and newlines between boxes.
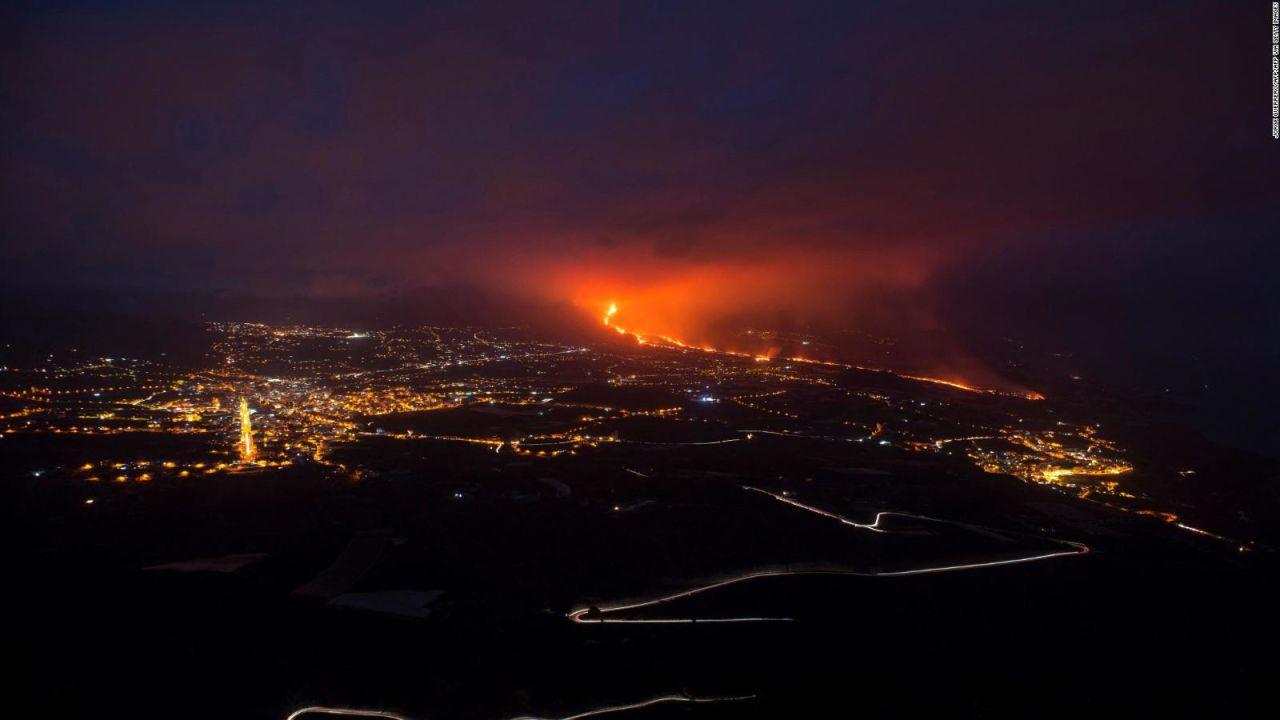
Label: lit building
xmin=239 ymin=397 xmax=257 ymax=463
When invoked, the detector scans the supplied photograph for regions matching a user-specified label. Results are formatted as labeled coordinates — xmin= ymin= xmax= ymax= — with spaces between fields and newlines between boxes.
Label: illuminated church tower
xmin=238 ymin=397 xmax=257 ymax=463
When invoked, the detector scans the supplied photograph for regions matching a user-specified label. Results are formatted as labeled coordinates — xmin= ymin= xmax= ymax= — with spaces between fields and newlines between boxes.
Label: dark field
xmin=12 ymin=433 xmax=1278 ymax=719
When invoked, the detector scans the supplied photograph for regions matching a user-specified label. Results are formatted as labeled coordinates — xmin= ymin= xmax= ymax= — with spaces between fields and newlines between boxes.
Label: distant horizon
xmin=4 ymin=284 xmax=1277 ymax=461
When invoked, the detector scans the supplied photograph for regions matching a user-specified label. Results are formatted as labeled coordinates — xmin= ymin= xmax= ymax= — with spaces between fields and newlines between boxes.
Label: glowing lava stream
xmin=601 ymin=303 xmax=1044 ymax=400
xmin=567 ymin=486 xmax=1088 ymax=625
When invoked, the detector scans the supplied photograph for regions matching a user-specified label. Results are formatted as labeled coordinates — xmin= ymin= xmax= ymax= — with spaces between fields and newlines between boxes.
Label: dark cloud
xmin=0 ymin=1 xmax=1275 ymax=356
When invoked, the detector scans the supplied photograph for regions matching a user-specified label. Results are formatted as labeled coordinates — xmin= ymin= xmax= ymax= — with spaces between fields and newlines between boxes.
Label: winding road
xmin=568 ymin=486 xmax=1089 ymax=624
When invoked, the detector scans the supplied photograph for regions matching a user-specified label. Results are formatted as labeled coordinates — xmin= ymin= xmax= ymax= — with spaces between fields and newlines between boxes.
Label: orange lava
xmin=600 ymin=301 xmax=1043 ymax=400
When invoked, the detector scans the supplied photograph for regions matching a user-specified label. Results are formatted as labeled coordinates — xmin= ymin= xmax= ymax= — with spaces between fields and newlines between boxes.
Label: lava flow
xmin=601 ymin=302 xmax=1043 ymax=400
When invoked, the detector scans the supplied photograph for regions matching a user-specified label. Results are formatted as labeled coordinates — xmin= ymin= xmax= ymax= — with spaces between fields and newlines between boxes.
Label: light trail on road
xmin=738 ymin=428 xmax=860 ymax=443
xmin=287 ymin=694 xmax=757 ymax=720
xmin=511 ymin=693 xmax=757 ymax=720
xmin=569 ymin=487 xmax=1088 ymax=624
xmin=286 ymin=707 xmax=409 ymax=720
xmin=742 ymin=486 xmax=890 ymax=533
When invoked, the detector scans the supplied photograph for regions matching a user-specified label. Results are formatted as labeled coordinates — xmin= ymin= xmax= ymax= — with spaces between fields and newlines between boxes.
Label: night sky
xmin=2 ymin=1 xmax=1278 ymax=444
